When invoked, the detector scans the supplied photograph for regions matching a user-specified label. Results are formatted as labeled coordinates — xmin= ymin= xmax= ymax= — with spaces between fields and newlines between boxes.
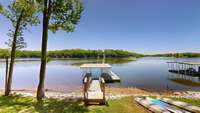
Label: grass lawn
xmin=88 ymin=97 xmax=151 ymax=113
xmin=1 ymin=94 xmax=200 ymax=113
xmin=0 ymin=95 xmax=150 ymax=113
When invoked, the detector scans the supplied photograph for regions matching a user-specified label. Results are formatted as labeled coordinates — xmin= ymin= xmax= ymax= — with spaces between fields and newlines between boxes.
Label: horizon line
xmin=1 ymin=47 xmax=200 ymax=55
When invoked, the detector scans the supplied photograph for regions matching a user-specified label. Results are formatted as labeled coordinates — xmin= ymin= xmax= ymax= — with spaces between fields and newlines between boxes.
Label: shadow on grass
xmin=0 ymin=95 xmax=89 ymax=113
xmin=34 ymin=98 xmax=89 ymax=113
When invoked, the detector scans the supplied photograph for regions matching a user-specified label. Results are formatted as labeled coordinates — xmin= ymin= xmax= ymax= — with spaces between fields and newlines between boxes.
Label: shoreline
xmin=1 ymin=87 xmax=200 ymax=100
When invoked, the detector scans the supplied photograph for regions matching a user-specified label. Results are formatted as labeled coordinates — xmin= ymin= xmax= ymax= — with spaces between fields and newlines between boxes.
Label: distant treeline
xmin=0 ymin=48 xmax=143 ymax=58
xmin=150 ymin=53 xmax=200 ymax=58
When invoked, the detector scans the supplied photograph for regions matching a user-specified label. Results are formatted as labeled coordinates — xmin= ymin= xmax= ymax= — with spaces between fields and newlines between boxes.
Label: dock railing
xmin=100 ymin=77 xmax=105 ymax=102
xmin=83 ymin=76 xmax=106 ymax=105
xmin=83 ymin=76 xmax=91 ymax=102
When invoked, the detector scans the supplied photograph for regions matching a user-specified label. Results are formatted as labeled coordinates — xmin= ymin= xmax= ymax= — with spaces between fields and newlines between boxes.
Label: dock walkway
xmin=80 ymin=63 xmax=119 ymax=105
xmin=83 ymin=76 xmax=105 ymax=105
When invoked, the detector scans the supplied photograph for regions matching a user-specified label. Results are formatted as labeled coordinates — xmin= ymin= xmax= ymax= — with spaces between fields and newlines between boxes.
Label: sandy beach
xmin=1 ymin=87 xmax=199 ymax=100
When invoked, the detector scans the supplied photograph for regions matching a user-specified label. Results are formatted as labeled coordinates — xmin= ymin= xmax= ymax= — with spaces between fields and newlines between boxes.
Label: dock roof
xmin=167 ymin=61 xmax=200 ymax=65
xmin=80 ymin=64 xmax=112 ymax=68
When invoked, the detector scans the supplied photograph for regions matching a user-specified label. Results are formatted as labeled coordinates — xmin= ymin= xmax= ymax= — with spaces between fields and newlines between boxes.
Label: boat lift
xmin=167 ymin=62 xmax=200 ymax=84
xmin=167 ymin=62 xmax=200 ymax=76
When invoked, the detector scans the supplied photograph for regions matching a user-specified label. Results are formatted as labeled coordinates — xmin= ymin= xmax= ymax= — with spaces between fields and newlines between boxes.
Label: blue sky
xmin=0 ymin=0 xmax=200 ymax=54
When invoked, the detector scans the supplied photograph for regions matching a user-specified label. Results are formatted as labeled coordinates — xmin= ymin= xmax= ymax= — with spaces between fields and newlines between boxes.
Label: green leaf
xmin=48 ymin=0 xmax=83 ymax=33
xmin=2 ymin=0 xmax=40 ymax=49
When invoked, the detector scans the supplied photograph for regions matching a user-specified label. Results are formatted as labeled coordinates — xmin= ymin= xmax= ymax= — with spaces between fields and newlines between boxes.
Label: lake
xmin=0 ymin=57 xmax=200 ymax=93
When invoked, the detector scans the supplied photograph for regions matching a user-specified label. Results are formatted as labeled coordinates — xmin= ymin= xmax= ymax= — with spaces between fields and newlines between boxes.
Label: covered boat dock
xmin=167 ymin=61 xmax=200 ymax=84
xmin=80 ymin=64 xmax=121 ymax=83
xmin=167 ymin=61 xmax=200 ymax=76
xmin=80 ymin=64 xmax=120 ymax=105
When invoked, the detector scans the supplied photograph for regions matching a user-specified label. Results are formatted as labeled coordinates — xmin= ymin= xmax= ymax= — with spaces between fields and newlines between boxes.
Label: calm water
xmin=0 ymin=57 xmax=200 ymax=92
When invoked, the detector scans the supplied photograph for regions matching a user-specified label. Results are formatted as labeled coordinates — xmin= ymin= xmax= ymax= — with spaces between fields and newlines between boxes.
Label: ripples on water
xmin=0 ymin=57 xmax=200 ymax=92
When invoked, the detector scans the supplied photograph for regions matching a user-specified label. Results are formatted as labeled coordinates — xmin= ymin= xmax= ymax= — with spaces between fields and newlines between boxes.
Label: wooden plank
xmin=87 ymin=80 xmax=104 ymax=100
xmin=161 ymin=98 xmax=200 ymax=113
xmin=135 ymin=97 xmax=191 ymax=113
xmin=80 ymin=64 xmax=111 ymax=68
xmin=135 ymin=97 xmax=170 ymax=113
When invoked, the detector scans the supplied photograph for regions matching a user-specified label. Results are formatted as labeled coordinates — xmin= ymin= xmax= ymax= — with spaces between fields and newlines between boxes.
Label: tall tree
xmin=0 ymin=0 xmax=39 ymax=96
xmin=0 ymin=4 xmax=2 ymax=12
xmin=36 ymin=0 xmax=83 ymax=100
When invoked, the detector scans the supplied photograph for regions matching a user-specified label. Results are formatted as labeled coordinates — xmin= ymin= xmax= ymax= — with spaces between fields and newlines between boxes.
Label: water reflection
xmin=71 ymin=58 xmax=135 ymax=66
xmin=0 ymin=57 xmax=199 ymax=92
xmin=167 ymin=61 xmax=200 ymax=87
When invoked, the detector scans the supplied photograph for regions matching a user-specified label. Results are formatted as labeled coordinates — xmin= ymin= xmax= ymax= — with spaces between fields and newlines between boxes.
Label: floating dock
xmin=101 ymin=71 xmax=120 ymax=83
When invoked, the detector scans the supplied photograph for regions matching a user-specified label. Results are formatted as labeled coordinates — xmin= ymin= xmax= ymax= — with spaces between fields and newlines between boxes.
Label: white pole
xmin=102 ymin=49 xmax=105 ymax=64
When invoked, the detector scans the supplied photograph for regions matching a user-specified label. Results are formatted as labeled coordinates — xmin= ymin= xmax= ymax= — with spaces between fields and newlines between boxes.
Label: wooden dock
xmin=80 ymin=63 xmax=120 ymax=105
xmin=83 ymin=76 xmax=105 ymax=105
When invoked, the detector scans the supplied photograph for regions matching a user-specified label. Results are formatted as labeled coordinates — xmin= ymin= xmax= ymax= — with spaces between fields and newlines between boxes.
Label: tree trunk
xmin=5 ymin=56 xmax=9 ymax=91
xmin=5 ymin=10 xmax=24 ymax=96
xmin=37 ymin=0 xmax=51 ymax=100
